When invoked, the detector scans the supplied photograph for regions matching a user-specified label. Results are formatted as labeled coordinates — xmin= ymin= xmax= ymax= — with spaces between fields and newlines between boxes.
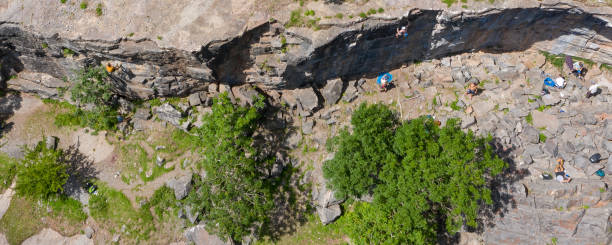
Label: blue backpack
xmin=595 ymin=169 xmax=605 ymax=177
xmin=544 ymin=77 xmax=556 ymax=87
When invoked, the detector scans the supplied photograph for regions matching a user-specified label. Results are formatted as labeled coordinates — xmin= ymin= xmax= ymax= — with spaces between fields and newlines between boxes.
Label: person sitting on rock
xmin=106 ymin=63 xmax=115 ymax=73
xmin=380 ymin=74 xmax=391 ymax=92
xmin=465 ymin=82 xmax=478 ymax=99
xmin=554 ymin=158 xmax=572 ymax=183
xmin=586 ymin=84 xmax=599 ymax=98
xmin=572 ymin=61 xmax=585 ymax=79
xmin=395 ymin=26 xmax=407 ymax=38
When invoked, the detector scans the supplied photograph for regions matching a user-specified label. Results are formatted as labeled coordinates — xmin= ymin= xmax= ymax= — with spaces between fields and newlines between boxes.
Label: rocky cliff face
xmin=1 ymin=3 xmax=611 ymax=98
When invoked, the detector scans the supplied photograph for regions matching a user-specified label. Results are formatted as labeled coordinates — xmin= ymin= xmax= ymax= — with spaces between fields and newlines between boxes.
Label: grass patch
xmin=62 ymin=48 xmax=75 ymax=57
xmin=95 ymin=4 xmax=102 ymax=16
xmin=157 ymin=36 xmax=163 ymax=40
xmin=551 ymin=237 xmax=558 ymax=245
xmin=526 ymin=112 xmax=533 ymax=125
xmin=539 ymin=133 xmax=547 ymax=143
xmin=540 ymin=51 xmax=565 ymax=72
xmin=450 ymin=100 xmax=461 ymax=111
xmin=442 ymin=0 xmax=457 ymax=7
xmin=60 ymin=0 xmax=67 ymax=3
xmin=335 ymin=13 xmax=343 ymax=19
xmin=378 ymin=8 xmax=384 ymax=13
xmin=0 ymin=196 xmax=45 ymax=245
xmin=583 ymin=205 xmax=590 ymax=210
xmin=256 ymin=213 xmax=346 ymax=245
xmin=0 ymin=153 xmax=17 ymax=193
xmin=41 ymin=43 xmax=48 ymax=49
xmin=47 ymin=197 xmax=87 ymax=223
xmin=128 ymin=32 xmax=134 ymax=37
xmin=44 ymin=99 xmax=118 ymax=133
xmin=89 ymin=183 xmax=155 ymax=242
xmin=537 ymin=105 xmax=551 ymax=112
xmin=146 ymin=186 xmax=178 ymax=220
xmin=285 ymin=9 xmax=320 ymax=30
xmin=600 ymin=63 xmax=612 ymax=71
xmin=80 ymin=1 xmax=87 ymax=9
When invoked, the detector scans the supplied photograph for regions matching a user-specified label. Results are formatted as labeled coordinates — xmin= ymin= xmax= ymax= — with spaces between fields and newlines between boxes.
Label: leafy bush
xmin=324 ymin=104 xmax=507 ymax=244
xmin=80 ymin=1 xmax=87 ymax=9
xmin=146 ymin=186 xmax=178 ymax=220
xmin=323 ymin=103 xmax=397 ymax=199
xmin=70 ymin=66 xmax=112 ymax=106
xmin=16 ymin=140 xmax=69 ymax=200
xmin=0 ymin=153 xmax=18 ymax=193
xmin=186 ymin=93 xmax=275 ymax=242
xmin=95 ymin=4 xmax=103 ymax=16
xmin=51 ymin=66 xmax=119 ymax=132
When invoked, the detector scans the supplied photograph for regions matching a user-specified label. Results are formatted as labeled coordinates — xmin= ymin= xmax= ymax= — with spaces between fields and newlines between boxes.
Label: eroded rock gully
xmin=1 ymin=2 xmax=612 ymax=245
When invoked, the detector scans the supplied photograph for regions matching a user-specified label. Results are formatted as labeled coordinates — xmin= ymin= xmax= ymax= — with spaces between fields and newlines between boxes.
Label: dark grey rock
xmin=188 ymin=93 xmax=202 ymax=106
xmin=185 ymin=205 xmax=198 ymax=224
xmin=521 ymin=127 xmax=540 ymax=144
xmin=461 ymin=115 xmax=476 ymax=128
xmin=317 ymin=204 xmax=341 ymax=225
xmin=84 ymin=226 xmax=94 ymax=239
xmin=134 ymin=108 xmax=151 ymax=120
xmin=451 ymin=69 xmax=466 ymax=84
xmin=341 ymin=85 xmax=358 ymax=103
xmin=45 ymin=136 xmax=58 ymax=150
xmin=153 ymin=103 xmax=183 ymax=127
xmin=573 ymin=155 xmax=589 ymax=170
xmin=166 ymin=174 xmax=192 ymax=200
xmin=284 ymin=132 xmax=301 ymax=149
xmin=296 ymin=87 xmax=319 ymax=116
xmin=184 ymin=225 xmax=231 ymax=245
xmin=302 ymin=119 xmax=314 ymax=135
xmin=232 ymin=85 xmax=261 ymax=106
xmin=321 ymin=78 xmax=343 ymax=106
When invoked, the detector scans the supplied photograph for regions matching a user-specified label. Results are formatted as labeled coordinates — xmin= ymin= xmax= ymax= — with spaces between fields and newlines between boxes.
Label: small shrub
xmin=157 ymin=36 xmax=162 ymax=40
xmin=16 ymin=140 xmax=69 ymax=200
xmin=539 ymin=133 xmax=547 ymax=143
xmin=60 ymin=0 xmax=67 ymax=3
xmin=526 ymin=112 xmax=533 ymax=125
xmin=551 ymin=237 xmax=558 ymax=245
xmin=128 ymin=32 xmax=134 ymax=37
xmin=304 ymin=9 xmax=315 ymax=16
xmin=335 ymin=13 xmax=343 ymax=19
xmin=95 ymin=4 xmax=102 ymax=16
xmin=299 ymin=0 xmax=304 ymax=6
xmin=348 ymin=14 xmax=354 ymax=18
xmin=367 ymin=8 xmax=377 ymax=15
xmin=41 ymin=43 xmax=48 ymax=49
xmin=0 ymin=153 xmax=18 ymax=193
xmin=377 ymin=8 xmax=384 ymax=13
xmin=442 ymin=0 xmax=457 ymax=7
xmin=359 ymin=12 xmax=367 ymax=18
xmin=80 ymin=1 xmax=87 ymax=9
xmin=63 ymin=48 xmax=75 ymax=57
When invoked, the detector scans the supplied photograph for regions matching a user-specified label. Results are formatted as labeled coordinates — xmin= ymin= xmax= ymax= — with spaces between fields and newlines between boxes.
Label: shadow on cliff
xmin=283 ymin=6 xmax=612 ymax=88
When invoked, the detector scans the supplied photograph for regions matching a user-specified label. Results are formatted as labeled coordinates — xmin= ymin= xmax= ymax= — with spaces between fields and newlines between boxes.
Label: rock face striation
xmin=1 ymin=3 xmax=611 ymax=98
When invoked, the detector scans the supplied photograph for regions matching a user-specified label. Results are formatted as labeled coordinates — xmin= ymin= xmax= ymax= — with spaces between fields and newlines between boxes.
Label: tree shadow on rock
xmin=462 ymin=137 xmax=531 ymax=237
xmin=0 ymin=92 xmax=22 ymax=139
xmin=254 ymin=104 xmax=313 ymax=241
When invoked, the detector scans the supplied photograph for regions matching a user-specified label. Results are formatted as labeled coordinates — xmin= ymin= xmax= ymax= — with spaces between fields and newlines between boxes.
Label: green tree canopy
xmin=16 ymin=140 xmax=69 ymax=200
xmin=187 ymin=92 xmax=274 ymax=242
xmin=323 ymin=103 xmax=398 ymax=199
xmin=323 ymin=104 xmax=507 ymax=244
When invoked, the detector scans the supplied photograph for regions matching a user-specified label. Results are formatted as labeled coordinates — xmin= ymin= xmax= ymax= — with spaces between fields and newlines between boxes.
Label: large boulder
xmin=321 ymin=78 xmax=343 ymax=106
xmin=21 ymin=228 xmax=92 ymax=245
xmin=184 ymin=225 xmax=231 ymax=245
xmin=232 ymin=85 xmax=261 ymax=106
xmin=165 ymin=174 xmax=192 ymax=200
xmin=153 ymin=103 xmax=183 ymax=127
xmin=317 ymin=204 xmax=342 ymax=225
xmin=295 ymin=87 xmax=319 ymax=116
